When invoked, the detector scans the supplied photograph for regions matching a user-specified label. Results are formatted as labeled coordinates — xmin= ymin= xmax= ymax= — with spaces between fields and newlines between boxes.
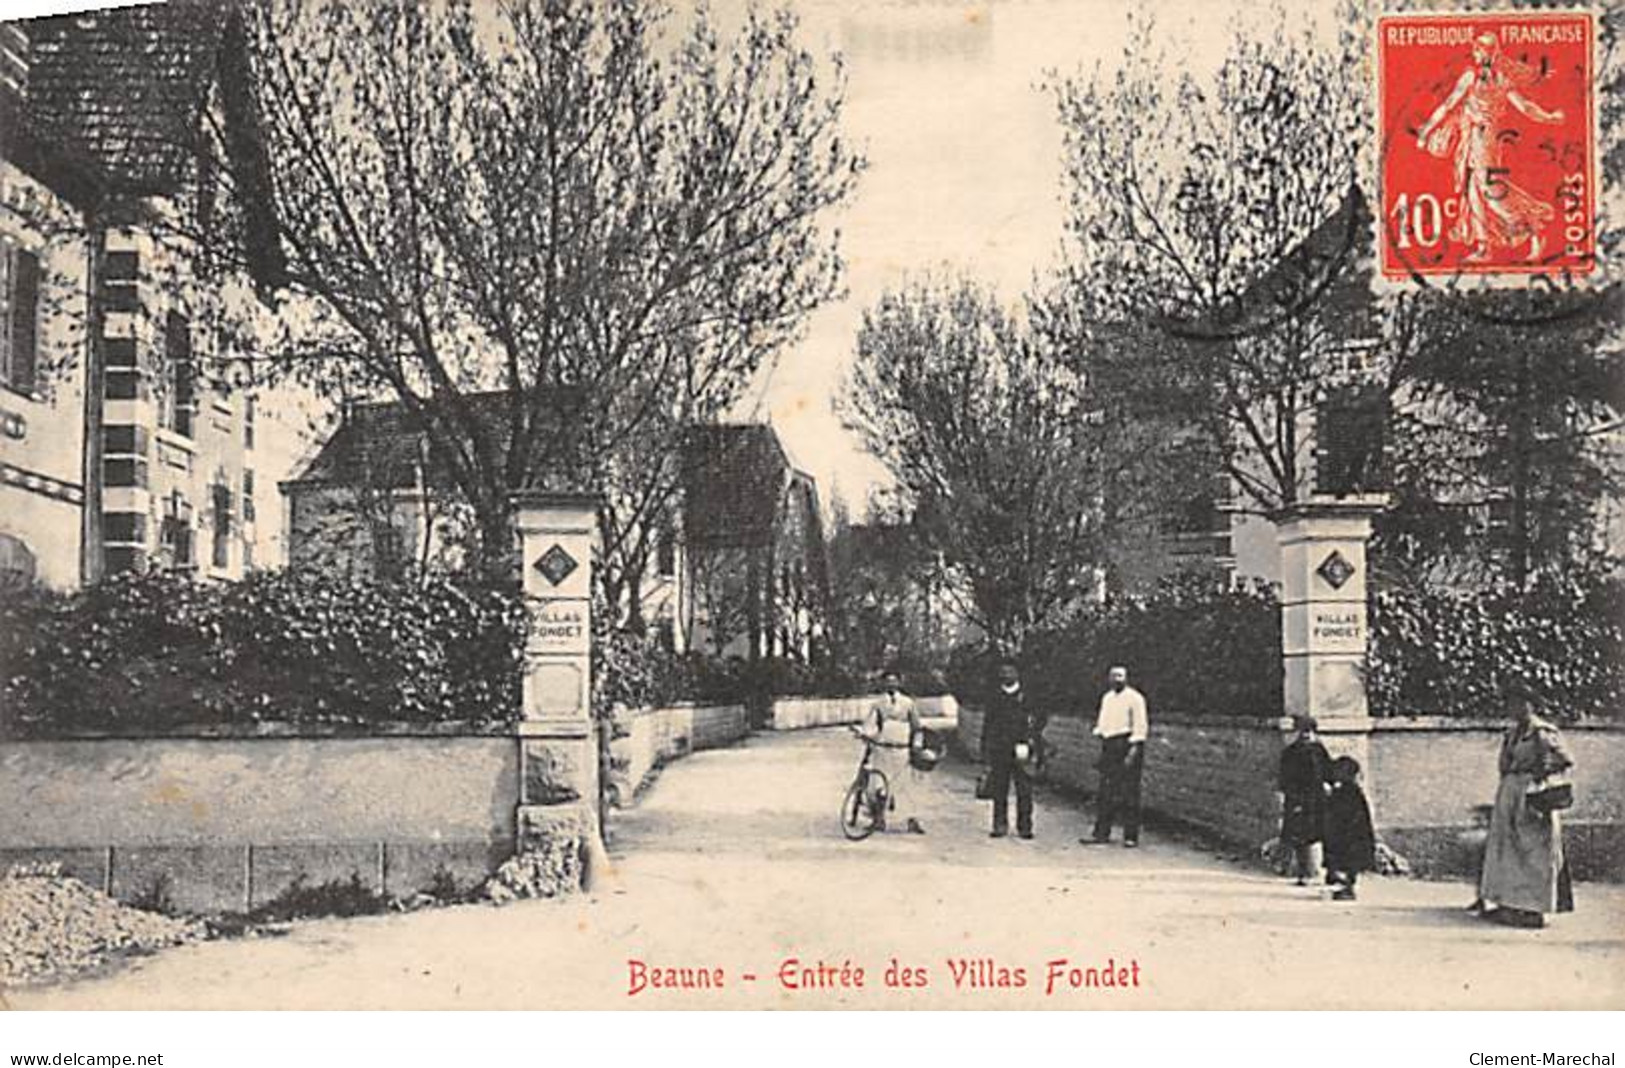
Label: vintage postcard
xmin=0 ymin=0 xmax=1621 ymax=1015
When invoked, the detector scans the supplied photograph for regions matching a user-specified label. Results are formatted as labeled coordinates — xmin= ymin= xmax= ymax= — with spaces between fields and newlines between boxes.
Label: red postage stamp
xmin=1377 ymin=10 xmax=1596 ymax=281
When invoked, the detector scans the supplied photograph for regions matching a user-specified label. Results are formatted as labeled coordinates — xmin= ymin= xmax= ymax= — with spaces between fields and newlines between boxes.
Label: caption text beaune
xmin=626 ymin=956 xmax=1142 ymax=998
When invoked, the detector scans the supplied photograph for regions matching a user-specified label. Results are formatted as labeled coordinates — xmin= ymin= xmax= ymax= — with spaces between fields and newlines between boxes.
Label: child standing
xmin=1277 ymin=715 xmax=1332 ymax=886
xmin=1323 ymin=755 xmax=1377 ymax=901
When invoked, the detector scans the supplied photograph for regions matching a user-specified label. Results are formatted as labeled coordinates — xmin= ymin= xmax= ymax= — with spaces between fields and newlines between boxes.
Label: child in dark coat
xmin=1323 ymin=756 xmax=1377 ymax=901
xmin=1278 ymin=715 xmax=1332 ymax=886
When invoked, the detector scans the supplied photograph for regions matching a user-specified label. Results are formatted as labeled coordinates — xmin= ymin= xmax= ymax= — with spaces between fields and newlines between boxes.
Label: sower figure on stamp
xmin=1083 ymin=666 xmax=1148 ymax=848
xmin=982 ymin=661 xmax=1041 ymax=839
xmin=1414 ymin=32 xmax=1566 ymax=263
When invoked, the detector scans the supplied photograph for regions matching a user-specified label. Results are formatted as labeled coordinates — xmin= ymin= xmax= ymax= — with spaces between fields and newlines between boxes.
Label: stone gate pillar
xmin=1277 ymin=494 xmax=1389 ymax=721
xmin=512 ymin=491 xmax=603 ymax=894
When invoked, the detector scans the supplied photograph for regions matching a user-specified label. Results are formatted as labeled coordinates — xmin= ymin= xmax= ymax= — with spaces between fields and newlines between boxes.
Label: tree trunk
xmin=624 ymin=578 xmax=647 ymax=637
xmin=1511 ymin=349 xmax=1533 ymax=590
xmin=474 ymin=502 xmax=516 ymax=585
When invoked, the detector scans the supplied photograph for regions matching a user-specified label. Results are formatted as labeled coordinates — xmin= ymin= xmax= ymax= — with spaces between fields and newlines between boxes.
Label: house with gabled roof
xmin=281 ymin=400 xmax=830 ymax=662
xmin=1115 ymin=183 xmax=1622 ymax=594
xmin=1101 ymin=188 xmax=1390 ymax=594
xmin=681 ymin=423 xmax=829 ymax=663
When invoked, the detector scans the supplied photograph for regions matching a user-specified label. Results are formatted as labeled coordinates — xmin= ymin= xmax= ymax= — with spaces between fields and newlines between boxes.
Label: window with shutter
xmin=212 ymin=482 xmax=232 ymax=568
xmin=0 ymin=245 xmax=40 ymax=395
xmin=161 ymin=515 xmax=193 ymax=569
xmin=1316 ymin=385 xmax=1388 ymax=497
xmin=163 ymin=311 xmax=195 ymax=437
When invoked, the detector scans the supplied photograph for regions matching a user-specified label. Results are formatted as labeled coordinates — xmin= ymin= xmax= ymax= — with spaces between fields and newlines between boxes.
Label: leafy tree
xmin=224 ymin=0 xmax=860 ymax=606
xmin=841 ymin=279 xmax=1103 ymax=652
xmin=1378 ymin=292 xmax=1625 ymax=590
xmin=824 ymin=493 xmax=951 ymax=678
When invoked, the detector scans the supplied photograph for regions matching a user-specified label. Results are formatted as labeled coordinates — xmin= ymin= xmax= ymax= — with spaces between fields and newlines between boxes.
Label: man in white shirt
xmin=1082 ymin=665 xmax=1148 ymax=847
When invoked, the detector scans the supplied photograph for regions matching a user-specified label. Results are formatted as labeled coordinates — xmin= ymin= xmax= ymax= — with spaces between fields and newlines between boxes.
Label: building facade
xmin=0 ymin=19 xmax=90 ymax=589
xmin=682 ymin=424 xmax=830 ymax=663
xmin=0 ymin=5 xmax=312 ymax=590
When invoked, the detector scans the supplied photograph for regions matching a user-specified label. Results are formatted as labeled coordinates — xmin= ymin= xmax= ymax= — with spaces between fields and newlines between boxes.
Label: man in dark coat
xmin=981 ymin=661 xmax=1042 ymax=839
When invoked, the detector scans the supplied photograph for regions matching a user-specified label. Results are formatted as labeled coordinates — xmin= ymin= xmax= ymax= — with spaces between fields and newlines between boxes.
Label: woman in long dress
xmin=862 ymin=673 xmax=924 ymax=834
xmin=1415 ymin=33 xmax=1566 ymax=263
xmin=1474 ymin=697 xmax=1575 ymax=928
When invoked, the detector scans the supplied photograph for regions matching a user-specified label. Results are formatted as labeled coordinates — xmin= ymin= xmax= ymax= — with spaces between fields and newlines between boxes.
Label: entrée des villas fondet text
xmin=627 ymin=955 xmax=1143 ymax=999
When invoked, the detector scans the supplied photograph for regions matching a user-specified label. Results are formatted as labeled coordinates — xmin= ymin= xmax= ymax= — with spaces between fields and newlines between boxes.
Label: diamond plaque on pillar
xmin=534 ymin=543 xmax=579 ymax=587
xmin=1316 ymin=549 xmax=1355 ymax=590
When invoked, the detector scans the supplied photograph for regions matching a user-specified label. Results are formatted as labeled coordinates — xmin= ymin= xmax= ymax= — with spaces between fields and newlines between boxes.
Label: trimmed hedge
xmin=950 ymin=574 xmax=1283 ymax=718
xmin=1368 ymin=577 xmax=1625 ymax=721
xmin=941 ymin=571 xmax=1624 ymax=723
xmin=0 ymin=570 xmax=527 ymax=736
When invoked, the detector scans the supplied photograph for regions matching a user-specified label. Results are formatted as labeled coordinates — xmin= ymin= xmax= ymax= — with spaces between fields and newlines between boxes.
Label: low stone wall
xmin=607 ymin=702 xmax=749 ymax=804
xmin=0 ymin=725 xmax=519 ymax=913
xmin=958 ymin=706 xmax=1624 ymax=880
xmin=958 ymin=706 xmax=1297 ymax=848
xmin=1366 ymin=718 xmax=1624 ymax=881
xmin=2 ymin=701 xmax=756 ymax=911
xmin=769 ymin=693 xmax=958 ymax=731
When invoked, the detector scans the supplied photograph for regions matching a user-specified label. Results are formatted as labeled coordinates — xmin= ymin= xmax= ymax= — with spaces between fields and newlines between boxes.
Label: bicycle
xmin=840 ymin=724 xmax=910 ymax=840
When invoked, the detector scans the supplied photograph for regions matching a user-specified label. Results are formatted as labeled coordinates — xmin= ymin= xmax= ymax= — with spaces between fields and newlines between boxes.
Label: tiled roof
xmin=1 ymin=23 xmax=26 ymax=98
xmin=293 ymin=402 xmax=440 ymax=491
xmin=0 ymin=22 xmax=104 ymax=208
xmin=291 ymin=392 xmax=803 ymax=550
xmin=21 ymin=2 xmax=223 ymax=195
xmin=1224 ymin=186 xmax=1377 ymax=339
xmin=290 ymin=391 xmax=585 ymax=492
xmin=681 ymin=424 xmax=794 ymax=549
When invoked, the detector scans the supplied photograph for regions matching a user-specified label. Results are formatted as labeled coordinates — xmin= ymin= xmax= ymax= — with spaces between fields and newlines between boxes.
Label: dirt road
xmin=13 ymin=729 xmax=1624 ymax=1009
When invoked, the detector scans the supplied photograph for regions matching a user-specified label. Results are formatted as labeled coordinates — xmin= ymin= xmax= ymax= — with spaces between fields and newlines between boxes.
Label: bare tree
xmin=688 ymin=546 xmax=754 ymax=658
xmin=1050 ymin=4 xmax=1376 ymax=516
xmin=209 ymin=0 xmax=859 ymax=604
xmin=842 ymin=279 xmax=1103 ymax=652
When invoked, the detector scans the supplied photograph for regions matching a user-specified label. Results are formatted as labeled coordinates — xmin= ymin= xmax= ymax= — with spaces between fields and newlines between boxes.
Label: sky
xmin=719 ymin=0 xmax=1253 ymax=516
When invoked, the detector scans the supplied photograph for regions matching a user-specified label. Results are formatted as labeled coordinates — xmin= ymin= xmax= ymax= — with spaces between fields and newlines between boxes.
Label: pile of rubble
xmin=1375 ymin=841 xmax=1413 ymax=876
xmin=1258 ymin=837 xmax=1413 ymax=877
xmin=0 ymin=865 xmax=204 ymax=986
xmin=482 ymin=839 xmax=583 ymax=903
